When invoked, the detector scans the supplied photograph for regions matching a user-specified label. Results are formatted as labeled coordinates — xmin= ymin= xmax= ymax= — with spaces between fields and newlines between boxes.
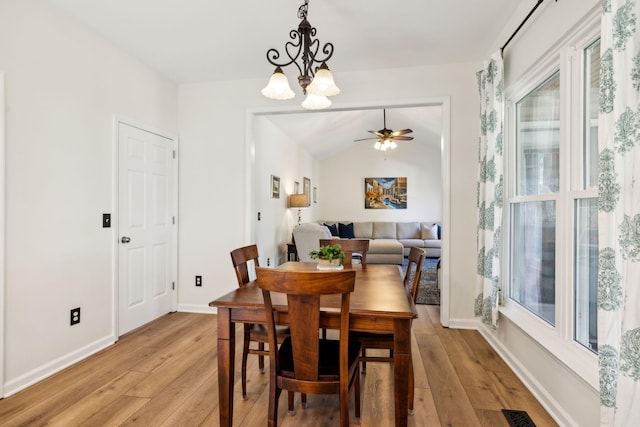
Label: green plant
xmin=309 ymin=244 xmax=346 ymax=264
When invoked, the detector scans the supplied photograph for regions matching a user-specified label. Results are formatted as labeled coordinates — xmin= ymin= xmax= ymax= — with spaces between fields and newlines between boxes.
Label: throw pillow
xmin=339 ymin=222 xmax=355 ymax=239
xmin=324 ymin=223 xmax=339 ymax=237
xmin=421 ymin=223 xmax=438 ymax=240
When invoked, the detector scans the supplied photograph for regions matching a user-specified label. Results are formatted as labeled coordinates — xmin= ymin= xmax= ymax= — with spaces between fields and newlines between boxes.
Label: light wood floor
xmin=0 ymin=306 xmax=558 ymax=426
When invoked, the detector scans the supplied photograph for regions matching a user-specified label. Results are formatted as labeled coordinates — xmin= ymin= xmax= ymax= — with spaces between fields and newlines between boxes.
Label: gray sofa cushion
xmin=397 ymin=222 xmax=421 ymax=239
xmin=354 ymin=221 xmax=373 ymax=239
xmin=373 ymin=222 xmax=396 ymax=239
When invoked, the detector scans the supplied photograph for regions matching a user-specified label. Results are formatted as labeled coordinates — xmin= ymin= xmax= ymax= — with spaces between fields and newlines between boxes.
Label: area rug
xmin=401 ymin=257 xmax=440 ymax=305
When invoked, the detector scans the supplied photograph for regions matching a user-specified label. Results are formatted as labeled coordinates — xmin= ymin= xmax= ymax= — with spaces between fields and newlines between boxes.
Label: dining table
xmin=209 ymin=262 xmax=417 ymax=427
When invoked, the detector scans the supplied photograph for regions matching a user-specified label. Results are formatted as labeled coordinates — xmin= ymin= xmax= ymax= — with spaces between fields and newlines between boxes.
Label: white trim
xmin=245 ymin=96 xmax=453 ymax=327
xmin=2 ymin=335 xmax=114 ymax=397
xmin=112 ymin=115 xmax=179 ymax=338
xmin=478 ymin=324 xmax=588 ymax=427
xmin=0 ymin=71 xmax=5 ymax=397
xmin=177 ymin=304 xmax=217 ymax=314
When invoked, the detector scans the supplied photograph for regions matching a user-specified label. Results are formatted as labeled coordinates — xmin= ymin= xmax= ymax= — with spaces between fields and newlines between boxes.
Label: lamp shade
xmin=289 ymin=194 xmax=309 ymax=208
xmin=261 ymin=67 xmax=295 ymax=100
xmin=301 ymin=93 xmax=331 ymax=110
xmin=306 ymin=63 xmax=340 ymax=97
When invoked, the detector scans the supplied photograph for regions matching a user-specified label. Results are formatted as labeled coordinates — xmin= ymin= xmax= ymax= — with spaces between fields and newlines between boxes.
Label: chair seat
xmin=279 ymin=337 xmax=362 ymax=378
xmin=248 ymin=323 xmax=290 ymax=340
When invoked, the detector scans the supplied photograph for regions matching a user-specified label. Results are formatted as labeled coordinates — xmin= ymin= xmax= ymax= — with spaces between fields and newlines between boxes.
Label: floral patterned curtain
xmin=474 ymin=52 xmax=504 ymax=328
xmin=598 ymin=0 xmax=640 ymax=424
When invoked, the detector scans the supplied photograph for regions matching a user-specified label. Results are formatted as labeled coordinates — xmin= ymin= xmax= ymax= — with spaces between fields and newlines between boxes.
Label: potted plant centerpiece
xmin=309 ymin=244 xmax=346 ymax=270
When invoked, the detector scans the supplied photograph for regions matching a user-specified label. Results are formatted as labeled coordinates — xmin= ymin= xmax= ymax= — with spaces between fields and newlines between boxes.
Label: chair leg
xmin=242 ymin=327 xmax=250 ymax=400
xmin=287 ymin=391 xmax=295 ymax=415
xmin=258 ymin=342 xmax=265 ymax=373
xmin=361 ymin=348 xmax=367 ymax=374
xmin=301 ymin=393 xmax=307 ymax=409
xmin=408 ymin=358 xmax=415 ymax=415
xmin=339 ymin=380 xmax=350 ymax=427
xmin=268 ymin=386 xmax=281 ymax=427
xmin=354 ymin=366 xmax=361 ymax=421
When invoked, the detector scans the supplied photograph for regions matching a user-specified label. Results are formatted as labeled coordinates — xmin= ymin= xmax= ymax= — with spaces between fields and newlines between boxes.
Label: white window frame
xmin=501 ymin=12 xmax=600 ymax=390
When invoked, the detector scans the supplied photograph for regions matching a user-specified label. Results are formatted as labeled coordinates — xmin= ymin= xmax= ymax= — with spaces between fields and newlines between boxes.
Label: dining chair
xmin=255 ymin=267 xmax=362 ymax=427
xmin=230 ymin=244 xmax=290 ymax=400
xmin=353 ymin=246 xmax=426 ymax=414
xmin=319 ymin=238 xmax=369 ymax=265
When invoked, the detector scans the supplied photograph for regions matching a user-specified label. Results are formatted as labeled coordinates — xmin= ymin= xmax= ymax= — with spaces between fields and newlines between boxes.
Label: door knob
xmin=121 ymin=236 xmax=131 ymax=244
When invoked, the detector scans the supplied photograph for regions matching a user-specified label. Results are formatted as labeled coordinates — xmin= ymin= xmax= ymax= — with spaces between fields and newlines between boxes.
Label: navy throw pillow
xmin=437 ymin=224 xmax=442 ymax=239
xmin=339 ymin=222 xmax=355 ymax=239
xmin=324 ymin=223 xmax=339 ymax=237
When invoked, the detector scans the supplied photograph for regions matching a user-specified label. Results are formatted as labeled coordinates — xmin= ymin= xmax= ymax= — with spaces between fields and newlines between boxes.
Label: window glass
xmin=584 ymin=40 xmax=600 ymax=189
xmin=516 ymin=72 xmax=561 ymax=196
xmin=574 ymin=198 xmax=598 ymax=353
xmin=510 ymin=201 xmax=556 ymax=325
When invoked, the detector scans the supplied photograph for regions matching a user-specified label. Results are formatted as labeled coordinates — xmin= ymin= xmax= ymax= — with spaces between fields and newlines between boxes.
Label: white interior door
xmin=118 ymin=121 xmax=176 ymax=335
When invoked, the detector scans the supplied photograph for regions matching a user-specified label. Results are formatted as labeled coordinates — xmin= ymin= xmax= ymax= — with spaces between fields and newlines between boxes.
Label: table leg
xmin=217 ymin=307 xmax=235 ymax=427
xmin=393 ymin=319 xmax=411 ymax=427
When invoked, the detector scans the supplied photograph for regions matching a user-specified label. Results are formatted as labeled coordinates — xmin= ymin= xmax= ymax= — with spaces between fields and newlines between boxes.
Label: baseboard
xmin=447 ymin=317 xmax=481 ymax=330
xmin=3 ymin=335 xmax=115 ymax=398
xmin=177 ymin=303 xmax=217 ymax=314
xmin=478 ymin=324 xmax=578 ymax=427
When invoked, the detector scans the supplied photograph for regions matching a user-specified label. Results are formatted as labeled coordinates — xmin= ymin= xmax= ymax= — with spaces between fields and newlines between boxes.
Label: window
xmin=574 ymin=39 xmax=600 ymax=353
xmin=504 ymin=17 xmax=600 ymax=387
xmin=511 ymin=73 xmax=560 ymax=325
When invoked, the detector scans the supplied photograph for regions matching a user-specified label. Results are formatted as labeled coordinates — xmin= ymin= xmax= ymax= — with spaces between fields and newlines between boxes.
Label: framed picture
xmin=303 ymin=177 xmax=311 ymax=206
xmin=294 ymin=181 xmax=300 ymax=194
xmin=364 ymin=177 xmax=407 ymax=209
xmin=313 ymin=187 xmax=317 ymax=204
xmin=271 ymin=175 xmax=280 ymax=199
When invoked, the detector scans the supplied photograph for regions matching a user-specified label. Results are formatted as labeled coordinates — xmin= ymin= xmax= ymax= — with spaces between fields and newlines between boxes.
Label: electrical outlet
xmin=195 ymin=275 xmax=202 ymax=287
xmin=70 ymin=307 xmax=80 ymax=325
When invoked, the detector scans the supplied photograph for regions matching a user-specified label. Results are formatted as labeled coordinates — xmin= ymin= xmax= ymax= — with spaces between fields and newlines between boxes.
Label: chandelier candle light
xmin=261 ymin=0 xmax=340 ymax=109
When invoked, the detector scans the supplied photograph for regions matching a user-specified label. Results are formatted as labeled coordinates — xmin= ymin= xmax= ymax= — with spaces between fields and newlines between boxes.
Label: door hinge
xmin=173 ymin=150 xmax=176 ymax=159
xmin=172 ymin=281 xmax=175 ymax=291
xmin=172 ymin=216 xmax=175 ymax=224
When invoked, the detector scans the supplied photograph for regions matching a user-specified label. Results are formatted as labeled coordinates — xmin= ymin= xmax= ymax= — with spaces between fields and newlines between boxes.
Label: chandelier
xmin=261 ymin=0 xmax=340 ymax=110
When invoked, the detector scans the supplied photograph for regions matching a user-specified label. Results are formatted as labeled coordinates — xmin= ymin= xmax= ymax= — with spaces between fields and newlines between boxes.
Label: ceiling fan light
xmin=306 ymin=63 xmax=340 ymax=97
xmin=261 ymin=67 xmax=295 ymax=100
xmin=390 ymin=140 xmax=398 ymax=149
xmin=374 ymin=141 xmax=382 ymax=150
xmin=301 ymin=93 xmax=331 ymax=110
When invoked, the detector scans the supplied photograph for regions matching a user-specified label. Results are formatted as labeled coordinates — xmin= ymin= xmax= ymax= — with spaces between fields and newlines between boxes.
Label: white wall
xmin=479 ymin=1 xmax=601 ymax=426
xmin=318 ymin=124 xmax=442 ymax=223
xmin=178 ymin=62 xmax=480 ymax=326
xmin=0 ymin=0 xmax=178 ymax=394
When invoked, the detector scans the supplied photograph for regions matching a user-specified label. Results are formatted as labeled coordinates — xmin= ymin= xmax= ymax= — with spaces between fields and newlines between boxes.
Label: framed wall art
xmin=271 ymin=175 xmax=280 ymax=199
xmin=303 ymin=177 xmax=311 ymax=206
xmin=364 ymin=177 xmax=407 ymax=209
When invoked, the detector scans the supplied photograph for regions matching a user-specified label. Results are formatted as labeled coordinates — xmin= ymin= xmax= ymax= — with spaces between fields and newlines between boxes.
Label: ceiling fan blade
xmin=369 ymin=130 xmax=384 ymax=137
xmin=354 ymin=137 xmax=378 ymax=142
xmin=391 ymin=136 xmax=414 ymax=141
xmin=391 ymin=128 xmax=413 ymax=137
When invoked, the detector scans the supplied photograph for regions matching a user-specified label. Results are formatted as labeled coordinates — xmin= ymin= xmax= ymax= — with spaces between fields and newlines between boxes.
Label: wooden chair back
xmin=404 ymin=247 xmax=426 ymax=302
xmin=230 ymin=244 xmax=260 ymax=287
xmin=256 ymin=267 xmax=356 ymax=382
xmin=319 ymin=238 xmax=370 ymax=265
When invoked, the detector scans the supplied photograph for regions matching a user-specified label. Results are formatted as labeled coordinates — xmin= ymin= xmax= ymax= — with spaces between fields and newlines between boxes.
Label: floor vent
xmin=502 ymin=409 xmax=537 ymax=427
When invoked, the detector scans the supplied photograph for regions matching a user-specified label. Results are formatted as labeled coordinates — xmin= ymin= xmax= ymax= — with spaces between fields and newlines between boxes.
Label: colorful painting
xmin=364 ymin=177 xmax=407 ymax=209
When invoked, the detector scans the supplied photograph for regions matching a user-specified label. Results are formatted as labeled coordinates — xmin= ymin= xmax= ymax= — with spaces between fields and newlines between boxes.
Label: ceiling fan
xmin=354 ymin=109 xmax=413 ymax=151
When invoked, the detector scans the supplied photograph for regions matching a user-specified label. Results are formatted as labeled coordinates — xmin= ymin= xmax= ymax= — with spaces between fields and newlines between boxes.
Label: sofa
xmin=318 ymin=221 xmax=441 ymax=264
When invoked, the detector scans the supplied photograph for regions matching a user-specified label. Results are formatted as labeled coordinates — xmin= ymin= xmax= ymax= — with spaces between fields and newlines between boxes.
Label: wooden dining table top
xmin=210 ymin=262 xmax=417 ymax=320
